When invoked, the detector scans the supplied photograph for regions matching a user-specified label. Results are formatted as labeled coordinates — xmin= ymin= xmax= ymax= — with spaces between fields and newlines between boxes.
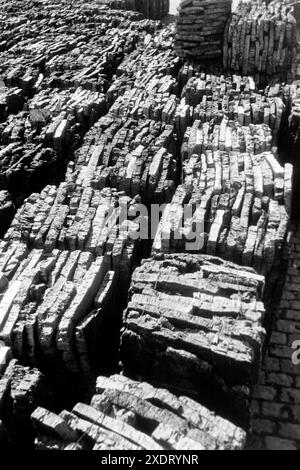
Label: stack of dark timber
xmin=0 ymin=344 xmax=49 ymax=448
xmin=175 ymin=0 xmax=232 ymax=59
xmin=121 ymin=254 xmax=265 ymax=426
xmin=31 ymin=374 xmax=246 ymax=450
xmin=223 ymin=1 xmax=298 ymax=80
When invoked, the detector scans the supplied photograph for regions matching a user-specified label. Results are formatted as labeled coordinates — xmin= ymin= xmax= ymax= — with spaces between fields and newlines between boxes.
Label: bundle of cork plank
xmin=0 ymin=144 xmax=59 ymax=202
xmin=134 ymin=0 xmax=170 ymax=20
xmin=99 ymin=0 xmax=170 ymax=19
xmin=0 ymin=247 xmax=119 ymax=376
xmin=176 ymin=73 xmax=286 ymax=139
xmin=0 ymin=185 xmax=143 ymax=375
xmin=0 ymin=349 xmax=49 ymax=449
xmin=0 ymin=83 xmax=24 ymax=121
xmin=181 ymin=117 xmax=274 ymax=156
xmin=152 ymin=147 xmax=292 ymax=277
xmin=31 ymin=374 xmax=247 ymax=450
xmin=223 ymin=0 xmax=298 ymax=79
xmin=175 ymin=0 xmax=232 ymax=59
xmin=121 ymin=253 xmax=266 ymax=426
xmin=0 ymin=190 xmax=14 ymax=237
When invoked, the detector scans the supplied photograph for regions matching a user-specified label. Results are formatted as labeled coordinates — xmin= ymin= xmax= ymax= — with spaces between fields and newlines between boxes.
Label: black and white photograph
xmin=0 ymin=0 xmax=299 ymax=455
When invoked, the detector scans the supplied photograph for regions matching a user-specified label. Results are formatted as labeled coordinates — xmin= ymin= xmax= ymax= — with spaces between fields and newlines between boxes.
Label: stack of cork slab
xmin=0 ymin=4 xmax=150 ymax=93
xmin=0 ymin=89 xmax=107 ymax=151
xmin=4 ymin=184 xmax=141 ymax=265
xmin=0 ymin=190 xmax=14 ymax=237
xmin=0 ymin=144 xmax=59 ymax=201
xmin=176 ymin=73 xmax=286 ymax=139
xmin=181 ymin=117 xmax=274 ymax=156
xmin=0 ymin=248 xmax=118 ymax=375
xmin=31 ymin=374 xmax=247 ymax=450
xmin=121 ymin=254 xmax=265 ymax=425
xmin=100 ymin=0 xmax=170 ymax=19
xmin=71 ymin=117 xmax=177 ymax=203
xmin=223 ymin=0 xmax=298 ymax=79
xmin=0 ymin=83 xmax=24 ymax=121
xmin=152 ymin=147 xmax=292 ymax=276
xmin=135 ymin=0 xmax=170 ymax=19
xmin=112 ymin=24 xmax=178 ymax=87
xmin=0 ymin=352 xmax=49 ymax=448
xmin=175 ymin=0 xmax=232 ymax=59
xmin=0 ymin=0 xmax=162 ymax=231
xmin=0 ymin=185 xmax=143 ymax=374
xmin=108 ymin=76 xmax=179 ymax=123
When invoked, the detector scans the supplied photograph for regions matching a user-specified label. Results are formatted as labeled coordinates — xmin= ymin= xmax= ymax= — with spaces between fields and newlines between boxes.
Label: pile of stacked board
xmin=30 ymin=374 xmax=247 ymax=450
xmin=174 ymin=0 xmax=232 ymax=60
xmin=99 ymin=0 xmax=170 ymax=19
xmin=121 ymin=253 xmax=266 ymax=427
xmin=0 ymin=342 xmax=50 ymax=449
xmin=0 ymin=4 xmax=179 ymax=387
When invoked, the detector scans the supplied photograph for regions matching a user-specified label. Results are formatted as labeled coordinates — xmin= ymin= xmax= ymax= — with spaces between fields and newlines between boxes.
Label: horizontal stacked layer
xmin=121 ymin=253 xmax=265 ymax=425
xmin=175 ymin=0 xmax=232 ymax=59
xmin=31 ymin=374 xmax=246 ymax=450
xmin=223 ymin=0 xmax=298 ymax=79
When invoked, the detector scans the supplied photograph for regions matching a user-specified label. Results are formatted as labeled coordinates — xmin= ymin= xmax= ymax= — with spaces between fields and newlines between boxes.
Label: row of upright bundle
xmin=175 ymin=1 xmax=299 ymax=81
xmin=223 ymin=1 xmax=298 ymax=77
